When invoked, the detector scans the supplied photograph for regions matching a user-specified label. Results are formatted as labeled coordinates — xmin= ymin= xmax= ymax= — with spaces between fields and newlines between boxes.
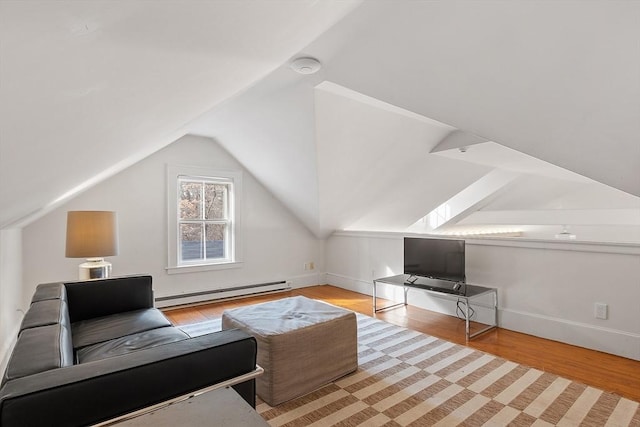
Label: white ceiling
xmin=0 ymin=0 xmax=359 ymax=227
xmin=191 ymin=1 xmax=639 ymax=242
xmin=2 ymin=1 xmax=639 ymax=243
xmin=307 ymin=0 xmax=640 ymax=197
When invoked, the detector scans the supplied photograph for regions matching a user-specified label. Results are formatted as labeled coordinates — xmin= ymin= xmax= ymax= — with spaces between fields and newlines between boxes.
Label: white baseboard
xmin=156 ymin=273 xmax=322 ymax=309
xmin=287 ymin=272 xmax=323 ymax=288
xmin=326 ymin=273 xmax=640 ymax=361
xmin=500 ymin=308 xmax=640 ymax=361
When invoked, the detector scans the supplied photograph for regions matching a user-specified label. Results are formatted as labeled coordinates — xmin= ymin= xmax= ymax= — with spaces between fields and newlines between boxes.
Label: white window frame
xmin=167 ymin=165 xmax=243 ymax=274
xmin=177 ymin=175 xmax=232 ymax=265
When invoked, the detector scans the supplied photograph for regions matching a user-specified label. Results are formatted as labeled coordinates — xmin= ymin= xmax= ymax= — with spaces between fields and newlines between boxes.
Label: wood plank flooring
xmin=163 ymin=285 xmax=640 ymax=403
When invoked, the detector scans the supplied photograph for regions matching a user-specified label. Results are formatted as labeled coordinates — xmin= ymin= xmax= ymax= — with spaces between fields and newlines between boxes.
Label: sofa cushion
xmin=20 ymin=299 xmax=70 ymax=332
xmin=71 ymin=308 xmax=172 ymax=349
xmin=76 ymin=327 xmax=190 ymax=363
xmin=65 ymin=275 xmax=153 ymax=323
xmin=4 ymin=324 xmax=73 ymax=382
xmin=31 ymin=282 xmax=66 ymax=303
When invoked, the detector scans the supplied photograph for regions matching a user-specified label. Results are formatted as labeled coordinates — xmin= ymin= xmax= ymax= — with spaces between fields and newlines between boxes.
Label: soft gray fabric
xmin=221 ymin=296 xmax=356 ymax=336
xmin=76 ymin=327 xmax=189 ymax=363
xmin=31 ymin=283 xmax=66 ymax=303
xmin=222 ymin=296 xmax=358 ymax=406
xmin=20 ymin=299 xmax=70 ymax=332
xmin=72 ymin=308 xmax=171 ymax=350
xmin=5 ymin=324 xmax=73 ymax=381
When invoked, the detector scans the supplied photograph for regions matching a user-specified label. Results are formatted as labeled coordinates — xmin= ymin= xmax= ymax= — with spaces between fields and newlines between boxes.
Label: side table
xmin=110 ymin=386 xmax=268 ymax=426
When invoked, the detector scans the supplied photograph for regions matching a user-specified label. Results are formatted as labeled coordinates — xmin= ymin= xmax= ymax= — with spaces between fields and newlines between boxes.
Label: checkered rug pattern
xmin=181 ymin=314 xmax=640 ymax=426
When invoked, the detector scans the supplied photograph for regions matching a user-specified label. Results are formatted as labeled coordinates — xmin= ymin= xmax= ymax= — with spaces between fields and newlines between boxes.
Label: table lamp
xmin=66 ymin=211 xmax=119 ymax=280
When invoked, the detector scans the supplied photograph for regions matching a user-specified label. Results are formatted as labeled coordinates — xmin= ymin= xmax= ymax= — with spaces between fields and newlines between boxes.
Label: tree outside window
xmin=178 ymin=177 xmax=231 ymax=264
xmin=167 ymin=165 xmax=242 ymax=274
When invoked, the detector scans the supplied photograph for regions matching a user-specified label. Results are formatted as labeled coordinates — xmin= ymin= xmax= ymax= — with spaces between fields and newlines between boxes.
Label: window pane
xmin=180 ymin=182 xmax=202 ymax=219
xmin=180 ymin=223 xmax=203 ymax=261
xmin=205 ymin=183 xmax=227 ymax=220
xmin=205 ymin=223 xmax=226 ymax=259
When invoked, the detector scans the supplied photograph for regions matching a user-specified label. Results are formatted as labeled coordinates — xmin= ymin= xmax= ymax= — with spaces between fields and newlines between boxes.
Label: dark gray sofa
xmin=0 ymin=275 xmax=258 ymax=426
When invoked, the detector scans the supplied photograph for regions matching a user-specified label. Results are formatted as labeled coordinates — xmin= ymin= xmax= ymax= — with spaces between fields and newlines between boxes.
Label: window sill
xmin=166 ymin=261 xmax=243 ymax=275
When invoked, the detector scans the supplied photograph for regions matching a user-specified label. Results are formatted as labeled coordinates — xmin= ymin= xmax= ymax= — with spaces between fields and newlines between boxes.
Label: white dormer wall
xmin=19 ymin=134 xmax=323 ymax=314
xmin=0 ymin=229 xmax=23 ymax=373
xmin=325 ymin=232 xmax=640 ymax=361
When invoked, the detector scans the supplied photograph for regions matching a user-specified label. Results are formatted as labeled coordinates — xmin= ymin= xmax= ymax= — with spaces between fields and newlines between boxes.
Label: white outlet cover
xmin=595 ymin=303 xmax=608 ymax=320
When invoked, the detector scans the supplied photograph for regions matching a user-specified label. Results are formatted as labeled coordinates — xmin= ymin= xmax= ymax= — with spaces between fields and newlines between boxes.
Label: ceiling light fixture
xmin=290 ymin=57 xmax=321 ymax=75
xmin=442 ymin=229 xmax=523 ymax=238
xmin=555 ymin=225 xmax=576 ymax=240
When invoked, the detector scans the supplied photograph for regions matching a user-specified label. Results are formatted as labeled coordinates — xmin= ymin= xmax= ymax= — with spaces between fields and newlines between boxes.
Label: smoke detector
xmin=290 ymin=57 xmax=321 ymax=75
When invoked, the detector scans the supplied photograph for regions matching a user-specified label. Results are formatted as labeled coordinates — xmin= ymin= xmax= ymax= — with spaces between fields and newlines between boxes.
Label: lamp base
xmin=79 ymin=258 xmax=112 ymax=280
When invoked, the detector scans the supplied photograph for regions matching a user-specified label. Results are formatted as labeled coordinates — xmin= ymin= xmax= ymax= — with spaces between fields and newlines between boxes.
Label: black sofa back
xmin=65 ymin=276 xmax=153 ymax=322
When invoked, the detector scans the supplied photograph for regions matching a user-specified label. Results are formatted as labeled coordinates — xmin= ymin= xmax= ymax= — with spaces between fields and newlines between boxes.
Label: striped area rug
xmin=181 ymin=314 xmax=640 ymax=426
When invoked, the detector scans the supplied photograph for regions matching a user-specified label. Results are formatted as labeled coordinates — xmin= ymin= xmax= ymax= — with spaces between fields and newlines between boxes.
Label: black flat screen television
xmin=404 ymin=237 xmax=466 ymax=283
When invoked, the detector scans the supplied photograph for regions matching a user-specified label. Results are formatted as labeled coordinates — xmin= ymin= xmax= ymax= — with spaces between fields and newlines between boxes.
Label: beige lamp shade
xmin=66 ymin=211 xmax=119 ymax=258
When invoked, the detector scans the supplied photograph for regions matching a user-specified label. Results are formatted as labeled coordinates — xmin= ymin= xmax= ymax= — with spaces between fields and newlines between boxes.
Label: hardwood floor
xmin=163 ymin=285 xmax=640 ymax=403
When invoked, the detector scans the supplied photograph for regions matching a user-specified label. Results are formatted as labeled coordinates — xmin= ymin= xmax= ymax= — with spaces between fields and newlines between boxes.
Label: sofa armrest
xmin=0 ymin=329 xmax=257 ymax=427
xmin=65 ymin=275 xmax=154 ymax=322
xmin=95 ymin=365 xmax=264 ymax=426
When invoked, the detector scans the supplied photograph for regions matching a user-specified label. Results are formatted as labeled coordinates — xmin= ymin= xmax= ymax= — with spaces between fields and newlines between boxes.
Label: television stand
xmin=372 ymin=274 xmax=498 ymax=340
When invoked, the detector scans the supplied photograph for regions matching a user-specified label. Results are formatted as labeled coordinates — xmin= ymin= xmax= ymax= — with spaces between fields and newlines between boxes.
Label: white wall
xmin=0 ymin=228 xmax=23 ymax=374
xmin=22 ymin=135 xmax=323 ymax=305
xmin=326 ymin=231 xmax=640 ymax=360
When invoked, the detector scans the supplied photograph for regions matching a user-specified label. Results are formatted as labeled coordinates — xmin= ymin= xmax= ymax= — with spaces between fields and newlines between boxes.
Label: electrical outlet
xmin=594 ymin=303 xmax=608 ymax=320
xmin=308 ymin=262 xmax=315 ymax=270
xmin=304 ymin=262 xmax=315 ymax=271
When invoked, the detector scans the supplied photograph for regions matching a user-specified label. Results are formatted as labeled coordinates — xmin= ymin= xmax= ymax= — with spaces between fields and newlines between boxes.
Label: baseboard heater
xmin=155 ymin=281 xmax=291 ymax=308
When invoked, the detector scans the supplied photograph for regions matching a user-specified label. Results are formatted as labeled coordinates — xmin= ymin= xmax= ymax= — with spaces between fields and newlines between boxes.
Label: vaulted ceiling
xmin=2 ymin=1 xmax=639 ymax=243
xmin=0 ymin=0 xmax=359 ymax=227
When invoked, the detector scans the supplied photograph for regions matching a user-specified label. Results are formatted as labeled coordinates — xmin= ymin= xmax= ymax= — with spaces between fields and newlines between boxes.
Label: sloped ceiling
xmin=191 ymin=1 xmax=639 ymax=242
xmin=2 ymin=1 xmax=639 ymax=243
xmin=304 ymin=1 xmax=640 ymax=198
xmin=313 ymin=83 xmax=489 ymax=235
xmin=0 ymin=0 xmax=360 ymax=228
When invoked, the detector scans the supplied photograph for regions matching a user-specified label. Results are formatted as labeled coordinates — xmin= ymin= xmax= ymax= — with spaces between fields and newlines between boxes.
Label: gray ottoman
xmin=222 ymin=296 xmax=358 ymax=406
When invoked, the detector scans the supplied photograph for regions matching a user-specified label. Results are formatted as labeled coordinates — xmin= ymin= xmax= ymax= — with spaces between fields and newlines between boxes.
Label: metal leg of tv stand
xmin=465 ymin=289 xmax=499 ymax=340
xmin=373 ymin=280 xmax=408 ymax=313
xmin=465 ymin=297 xmax=470 ymax=339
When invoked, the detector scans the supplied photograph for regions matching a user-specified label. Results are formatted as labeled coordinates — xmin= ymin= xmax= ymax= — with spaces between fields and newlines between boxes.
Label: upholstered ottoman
xmin=222 ymin=296 xmax=358 ymax=406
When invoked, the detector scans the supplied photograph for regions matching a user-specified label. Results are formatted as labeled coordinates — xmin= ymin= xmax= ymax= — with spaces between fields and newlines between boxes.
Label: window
xmin=167 ymin=165 xmax=242 ymax=273
xmin=178 ymin=177 xmax=231 ymax=264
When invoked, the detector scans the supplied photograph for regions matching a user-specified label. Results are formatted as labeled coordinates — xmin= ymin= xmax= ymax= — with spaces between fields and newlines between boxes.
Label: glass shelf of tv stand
xmin=372 ymin=274 xmax=498 ymax=340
